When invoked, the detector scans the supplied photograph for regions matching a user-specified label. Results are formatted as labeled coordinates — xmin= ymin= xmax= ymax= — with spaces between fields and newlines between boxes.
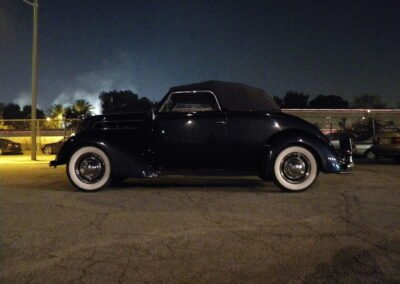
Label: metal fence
xmin=0 ymin=118 xmax=79 ymax=151
xmin=1 ymin=109 xmax=400 ymax=152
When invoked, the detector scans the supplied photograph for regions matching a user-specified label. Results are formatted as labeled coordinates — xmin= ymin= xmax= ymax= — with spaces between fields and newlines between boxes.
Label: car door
xmin=225 ymin=112 xmax=273 ymax=169
xmin=154 ymin=91 xmax=227 ymax=169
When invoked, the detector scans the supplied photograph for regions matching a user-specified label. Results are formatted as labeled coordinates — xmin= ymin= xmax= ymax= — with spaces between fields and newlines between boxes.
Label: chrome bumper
xmin=49 ymin=160 xmax=58 ymax=168
xmin=338 ymin=136 xmax=354 ymax=173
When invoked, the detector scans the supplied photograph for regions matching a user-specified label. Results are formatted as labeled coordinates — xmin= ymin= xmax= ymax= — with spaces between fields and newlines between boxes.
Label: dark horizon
xmin=1 ymin=0 xmax=399 ymax=113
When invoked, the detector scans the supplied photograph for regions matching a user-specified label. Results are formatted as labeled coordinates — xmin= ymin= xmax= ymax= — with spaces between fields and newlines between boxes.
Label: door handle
xmin=216 ymin=121 xmax=226 ymax=125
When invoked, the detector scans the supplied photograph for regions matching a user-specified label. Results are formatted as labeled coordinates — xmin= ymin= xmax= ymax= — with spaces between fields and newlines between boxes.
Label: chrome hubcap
xmin=75 ymin=154 xmax=105 ymax=183
xmin=280 ymin=153 xmax=311 ymax=184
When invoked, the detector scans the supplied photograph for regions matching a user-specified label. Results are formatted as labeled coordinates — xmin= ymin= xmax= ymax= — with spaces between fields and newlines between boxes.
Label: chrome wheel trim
xmin=68 ymin=146 xmax=111 ymax=191
xmin=74 ymin=153 xmax=105 ymax=184
xmin=280 ymin=152 xmax=311 ymax=184
xmin=273 ymin=146 xmax=318 ymax=192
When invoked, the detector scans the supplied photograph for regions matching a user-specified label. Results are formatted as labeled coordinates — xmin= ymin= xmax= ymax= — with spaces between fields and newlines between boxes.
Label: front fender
xmin=261 ymin=130 xmax=341 ymax=178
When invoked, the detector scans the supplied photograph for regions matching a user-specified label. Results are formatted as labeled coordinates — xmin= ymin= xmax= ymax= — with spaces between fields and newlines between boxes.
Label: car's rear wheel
xmin=273 ymin=146 xmax=318 ymax=192
xmin=67 ymin=146 xmax=111 ymax=192
xmin=43 ymin=146 xmax=52 ymax=155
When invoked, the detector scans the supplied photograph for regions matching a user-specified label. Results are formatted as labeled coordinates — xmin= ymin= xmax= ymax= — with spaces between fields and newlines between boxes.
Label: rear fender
xmin=53 ymin=133 xmax=152 ymax=178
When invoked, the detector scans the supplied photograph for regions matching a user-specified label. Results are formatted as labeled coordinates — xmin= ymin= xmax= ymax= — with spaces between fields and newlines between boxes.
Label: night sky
xmin=1 ymin=0 xmax=399 ymax=113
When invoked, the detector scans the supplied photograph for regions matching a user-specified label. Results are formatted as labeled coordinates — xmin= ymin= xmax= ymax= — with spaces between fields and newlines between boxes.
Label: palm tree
xmin=46 ymin=104 xmax=65 ymax=129
xmin=63 ymin=100 xmax=94 ymax=131
xmin=64 ymin=99 xmax=94 ymax=119
xmin=72 ymin=99 xmax=94 ymax=117
xmin=48 ymin=104 xmax=64 ymax=118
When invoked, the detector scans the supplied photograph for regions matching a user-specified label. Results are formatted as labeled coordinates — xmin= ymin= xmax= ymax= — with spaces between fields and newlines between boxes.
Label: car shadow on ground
xmin=354 ymin=158 xmax=399 ymax=166
xmin=107 ymin=176 xmax=279 ymax=193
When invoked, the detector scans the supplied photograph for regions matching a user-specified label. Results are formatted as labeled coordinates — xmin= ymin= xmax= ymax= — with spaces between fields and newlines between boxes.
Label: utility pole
xmin=23 ymin=0 xmax=39 ymax=160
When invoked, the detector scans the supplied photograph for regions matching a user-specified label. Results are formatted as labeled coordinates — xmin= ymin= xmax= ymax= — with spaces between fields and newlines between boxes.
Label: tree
xmin=46 ymin=104 xmax=65 ymax=129
xmin=352 ymin=117 xmax=383 ymax=135
xmin=73 ymin=99 xmax=94 ymax=117
xmin=64 ymin=99 xmax=94 ymax=119
xmin=338 ymin=117 xmax=347 ymax=131
xmin=2 ymin=103 xmax=22 ymax=119
xmin=2 ymin=103 xmax=23 ymax=129
xmin=99 ymin=90 xmax=153 ymax=114
xmin=309 ymin=95 xmax=349 ymax=109
xmin=0 ymin=103 xmax=4 ymax=118
xmin=282 ymin=91 xmax=309 ymax=108
xmin=21 ymin=105 xmax=45 ymax=119
xmin=273 ymin=96 xmax=283 ymax=107
xmin=352 ymin=94 xmax=386 ymax=109
xmin=47 ymin=104 xmax=64 ymax=119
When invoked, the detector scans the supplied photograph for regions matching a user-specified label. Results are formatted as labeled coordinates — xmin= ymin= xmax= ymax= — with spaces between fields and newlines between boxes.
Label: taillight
xmin=392 ymin=137 xmax=400 ymax=144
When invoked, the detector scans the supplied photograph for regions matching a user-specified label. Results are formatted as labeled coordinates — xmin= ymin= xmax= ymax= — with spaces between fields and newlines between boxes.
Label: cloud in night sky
xmin=48 ymin=54 xmax=138 ymax=114
xmin=13 ymin=92 xmax=32 ymax=108
xmin=1 ymin=0 xmax=400 ymax=109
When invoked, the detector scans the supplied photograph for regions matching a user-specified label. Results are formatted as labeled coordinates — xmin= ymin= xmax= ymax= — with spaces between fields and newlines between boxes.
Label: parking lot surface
xmin=0 ymin=156 xmax=399 ymax=283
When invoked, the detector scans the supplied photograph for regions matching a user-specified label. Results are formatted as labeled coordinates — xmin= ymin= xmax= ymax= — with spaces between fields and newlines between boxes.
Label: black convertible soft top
xmin=168 ymin=80 xmax=280 ymax=112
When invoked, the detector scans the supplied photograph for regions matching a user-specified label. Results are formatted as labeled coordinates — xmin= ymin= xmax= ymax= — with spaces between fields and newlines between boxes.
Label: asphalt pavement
xmin=0 ymin=155 xmax=399 ymax=283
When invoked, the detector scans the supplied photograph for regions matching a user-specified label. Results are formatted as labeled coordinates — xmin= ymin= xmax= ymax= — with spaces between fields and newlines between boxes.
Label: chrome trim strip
xmin=92 ymin=119 xmax=144 ymax=130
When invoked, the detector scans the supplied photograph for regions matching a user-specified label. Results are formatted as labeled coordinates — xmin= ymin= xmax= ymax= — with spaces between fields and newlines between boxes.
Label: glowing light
xmin=46 ymin=117 xmax=51 ymax=121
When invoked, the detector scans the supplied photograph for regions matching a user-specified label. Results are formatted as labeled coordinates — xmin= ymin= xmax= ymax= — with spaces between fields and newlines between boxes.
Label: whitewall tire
xmin=67 ymin=146 xmax=111 ymax=192
xmin=273 ymin=146 xmax=318 ymax=192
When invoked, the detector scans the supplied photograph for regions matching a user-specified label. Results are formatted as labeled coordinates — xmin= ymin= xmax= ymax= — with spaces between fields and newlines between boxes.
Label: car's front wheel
xmin=273 ymin=146 xmax=318 ymax=192
xmin=67 ymin=146 xmax=111 ymax=192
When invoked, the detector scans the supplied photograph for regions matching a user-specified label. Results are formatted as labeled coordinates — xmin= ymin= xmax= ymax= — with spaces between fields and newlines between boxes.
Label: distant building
xmin=282 ymin=109 xmax=400 ymax=134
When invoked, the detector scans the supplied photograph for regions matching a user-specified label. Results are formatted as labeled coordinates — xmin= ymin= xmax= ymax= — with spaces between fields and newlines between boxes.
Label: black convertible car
xmin=50 ymin=81 xmax=352 ymax=192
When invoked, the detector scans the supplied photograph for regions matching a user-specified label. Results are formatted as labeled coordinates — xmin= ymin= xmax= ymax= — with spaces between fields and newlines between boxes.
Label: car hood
xmin=77 ymin=112 xmax=152 ymax=133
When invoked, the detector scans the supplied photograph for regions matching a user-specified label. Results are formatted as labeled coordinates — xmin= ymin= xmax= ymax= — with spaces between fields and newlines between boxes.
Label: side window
xmin=160 ymin=92 xmax=220 ymax=113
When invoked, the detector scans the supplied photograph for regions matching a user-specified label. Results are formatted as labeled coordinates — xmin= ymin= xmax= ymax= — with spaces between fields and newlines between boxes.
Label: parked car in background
xmin=353 ymin=133 xmax=374 ymax=157
xmin=42 ymin=138 xmax=66 ymax=155
xmin=50 ymin=81 xmax=353 ymax=192
xmin=326 ymin=132 xmax=373 ymax=157
xmin=0 ymin=138 xmax=23 ymax=155
xmin=366 ymin=131 xmax=400 ymax=163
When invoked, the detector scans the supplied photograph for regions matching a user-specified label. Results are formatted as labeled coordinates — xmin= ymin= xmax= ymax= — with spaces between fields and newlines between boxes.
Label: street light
xmin=23 ymin=0 xmax=39 ymax=160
